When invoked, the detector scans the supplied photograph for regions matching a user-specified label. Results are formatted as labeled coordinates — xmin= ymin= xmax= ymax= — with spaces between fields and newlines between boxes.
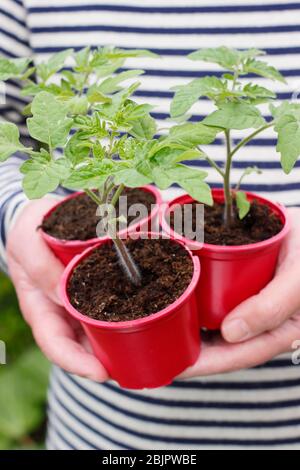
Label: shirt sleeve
xmin=0 ymin=0 xmax=32 ymax=272
xmin=0 ymin=1 xmax=68 ymax=273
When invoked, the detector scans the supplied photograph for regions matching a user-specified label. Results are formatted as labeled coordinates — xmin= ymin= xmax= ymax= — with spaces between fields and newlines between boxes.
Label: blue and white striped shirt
xmin=1 ymin=0 xmax=300 ymax=450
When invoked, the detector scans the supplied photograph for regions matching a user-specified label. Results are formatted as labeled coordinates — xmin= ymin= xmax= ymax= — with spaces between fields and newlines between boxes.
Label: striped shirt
xmin=1 ymin=0 xmax=300 ymax=450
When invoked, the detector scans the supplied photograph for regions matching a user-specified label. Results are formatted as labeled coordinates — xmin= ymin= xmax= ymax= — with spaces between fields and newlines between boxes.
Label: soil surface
xmin=41 ymin=188 xmax=156 ymax=241
xmin=170 ymin=200 xmax=283 ymax=246
xmin=68 ymin=238 xmax=194 ymax=322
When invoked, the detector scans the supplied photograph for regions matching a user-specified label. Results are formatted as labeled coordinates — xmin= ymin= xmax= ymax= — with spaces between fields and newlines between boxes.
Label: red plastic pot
xmin=61 ymin=234 xmax=201 ymax=389
xmin=161 ymin=189 xmax=290 ymax=330
xmin=41 ymin=185 xmax=162 ymax=266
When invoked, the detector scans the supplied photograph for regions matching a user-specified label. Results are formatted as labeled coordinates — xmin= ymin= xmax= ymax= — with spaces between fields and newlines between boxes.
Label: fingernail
xmin=223 ymin=319 xmax=251 ymax=343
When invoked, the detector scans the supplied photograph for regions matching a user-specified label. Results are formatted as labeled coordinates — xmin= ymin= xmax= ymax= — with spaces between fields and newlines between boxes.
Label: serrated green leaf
xmin=169 ymin=122 xmax=219 ymax=146
xmin=0 ymin=123 xmax=27 ymax=162
xmin=153 ymin=164 xmax=212 ymax=205
xmin=188 ymin=47 xmax=240 ymax=70
xmin=275 ymin=114 xmax=300 ymax=174
xmin=67 ymin=95 xmax=89 ymax=115
xmin=64 ymin=160 xmax=116 ymax=190
xmin=203 ymin=102 xmax=265 ymax=130
xmin=21 ymin=152 xmax=71 ymax=198
xmin=27 ymin=92 xmax=73 ymax=148
xmin=129 ymin=113 xmax=157 ymax=139
xmin=65 ymin=132 xmax=91 ymax=165
xmin=151 ymin=146 xmax=203 ymax=167
xmin=0 ymin=57 xmax=30 ymax=81
xmin=99 ymin=48 xmax=159 ymax=59
xmin=243 ymin=83 xmax=276 ymax=102
xmin=244 ymin=59 xmax=286 ymax=83
xmin=98 ymin=69 xmax=144 ymax=94
xmin=36 ymin=49 xmax=73 ymax=82
xmin=114 ymin=168 xmax=152 ymax=187
xmin=170 ymin=76 xmax=224 ymax=117
xmin=236 ymin=191 xmax=250 ymax=219
xmin=87 ymin=86 xmax=112 ymax=104
xmin=74 ymin=47 xmax=91 ymax=70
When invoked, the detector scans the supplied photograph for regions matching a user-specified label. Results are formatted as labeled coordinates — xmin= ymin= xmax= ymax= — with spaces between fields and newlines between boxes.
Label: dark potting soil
xmin=41 ymin=188 xmax=156 ymax=241
xmin=170 ymin=200 xmax=283 ymax=246
xmin=67 ymin=238 xmax=194 ymax=322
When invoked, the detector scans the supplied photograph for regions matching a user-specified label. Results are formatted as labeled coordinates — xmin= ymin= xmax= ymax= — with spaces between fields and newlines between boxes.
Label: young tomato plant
xmin=170 ymin=46 xmax=300 ymax=226
xmin=0 ymin=49 xmax=213 ymax=284
xmin=16 ymin=47 xmax=160 ymax=117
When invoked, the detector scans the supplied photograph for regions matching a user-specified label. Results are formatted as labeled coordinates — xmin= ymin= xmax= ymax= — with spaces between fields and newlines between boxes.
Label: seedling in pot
xmin=0 ymin=55 xmax=212 ymax=285
xmin=170 ymin=46 xmax=300 ymax=226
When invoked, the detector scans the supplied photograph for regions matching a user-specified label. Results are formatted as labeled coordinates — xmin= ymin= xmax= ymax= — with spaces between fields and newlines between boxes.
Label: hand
xmin=7 ymin=198 xmax=108 ymax=382
xmin=180 ymin=207 xmax=300 ymax=378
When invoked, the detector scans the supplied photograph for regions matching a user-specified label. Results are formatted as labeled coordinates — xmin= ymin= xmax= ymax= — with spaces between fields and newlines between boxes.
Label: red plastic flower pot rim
xmin=160 ymin=189 xmax=290 ymax=255
xmin=61 ymin=233 xmax=201 ymax=331
xmin=41 ymin=185 xmax=163 ymax=248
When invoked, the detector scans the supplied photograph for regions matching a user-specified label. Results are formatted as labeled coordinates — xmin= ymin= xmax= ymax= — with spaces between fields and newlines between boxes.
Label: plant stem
xmin=109 ymin=184 xmax=142 ymax=286
xmin=79 ymin=71 xmax=90 ymax=97
xmin=204 ymin=154 xmax=225 ymax=178
xmin=85 ymin=184 xmax=142 ymax=286
xmin=224 ymin=130 xmax=233 ymax=226
xmin=112 ymin=234 xmax=142 ymax=286
xmin=230 ymin=122 xmax=274 ymax=159
xmin=85 ymin=188 xmax=102 ymax=205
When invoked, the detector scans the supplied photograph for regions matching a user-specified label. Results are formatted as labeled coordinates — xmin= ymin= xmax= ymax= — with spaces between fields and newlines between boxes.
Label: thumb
xmin=221 ymin=265 xmax=300 ymax=343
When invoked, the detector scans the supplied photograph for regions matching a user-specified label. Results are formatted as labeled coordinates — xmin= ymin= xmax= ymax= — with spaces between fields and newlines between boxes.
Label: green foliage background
xmin=0 ymin=272 xmax=50 ymax=450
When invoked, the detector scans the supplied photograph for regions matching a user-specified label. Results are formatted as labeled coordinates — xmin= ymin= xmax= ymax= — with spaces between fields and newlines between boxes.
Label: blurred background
xmin=0 ymin=272 xmax=49 ymax=450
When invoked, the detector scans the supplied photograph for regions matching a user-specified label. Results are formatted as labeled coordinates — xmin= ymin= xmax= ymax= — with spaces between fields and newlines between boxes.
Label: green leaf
xmin=0 ymin=57 xmax=30 ymax=81
xmin=21 ymin=151 xmax=71 ymax=198
xmin=236 ymin=191 xmax=250 ymax=219
xmin=243 ymin=83 xmax=276 ymax=102
xmin=87 ymin=86 xmax=112 ymax=104
xmin=114 ymin=168 xmax=152 ymax=187
xmin=169 ymin=122 xmax=219 ymax=146
xmin=151 ymin=147 xmax=203 ymax=167
xmin=74 ymin=47 xmax=91 ymax=70
xmin=203 ymin=102 xmax=265 ymax=130
xmin=65 ymin=132 xmax=91 ymax=166
xmin=244 ymin=59 xmax=286 ymax=83
xmin=170 ymin=76 xmax=224 ymax=117
xmin=36 ymin=49 xmax=73 ymax=82
xmin=27 ymin=92 xmax=73 ymax=148
xmin=275 ymin=114 xmax=300 ymax=174
xmin=0 ymin=123 xmax=27 ymax=162
xmin=67 ymin=95 xmax=89 ymax=115
xmin=188 ymin=47 xmax=240 ymax=70
xmin=64 ymin=160 xmax=116 ymax=190
xmin=153 ymin=164 xmax=212 ymax=205
xmin=98 ymin=48 xmax=159 ymax=59
xmin=129 ymin=113 xmax=157 ymax=139
xmin=98 ymin=69 xmax=144 ymax=94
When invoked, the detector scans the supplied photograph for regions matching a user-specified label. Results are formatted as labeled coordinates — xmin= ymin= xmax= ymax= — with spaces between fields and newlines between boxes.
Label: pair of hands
xmin=7 ymin=198 xmax=300 ymax=382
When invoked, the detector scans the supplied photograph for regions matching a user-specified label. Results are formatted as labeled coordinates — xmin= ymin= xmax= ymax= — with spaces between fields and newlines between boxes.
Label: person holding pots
xmin=2 ymin=0 xmax=300 ymax=450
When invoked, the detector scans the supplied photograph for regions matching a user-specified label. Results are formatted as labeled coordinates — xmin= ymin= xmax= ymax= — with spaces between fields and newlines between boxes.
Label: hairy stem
xmin=110 ymin=184 xmax=142 ymax=286
xmin=112 ymin=234 xmax=142 ymax=286
xmin=85 ymin=184 xmax=142 ymax=286
xmin=109 ymin=184 xmax=142 ymax=286
xmin=224 ymin=130 xmax=233 ymax=226
xmin=85 ymin=188 xmax=102 ymax=205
